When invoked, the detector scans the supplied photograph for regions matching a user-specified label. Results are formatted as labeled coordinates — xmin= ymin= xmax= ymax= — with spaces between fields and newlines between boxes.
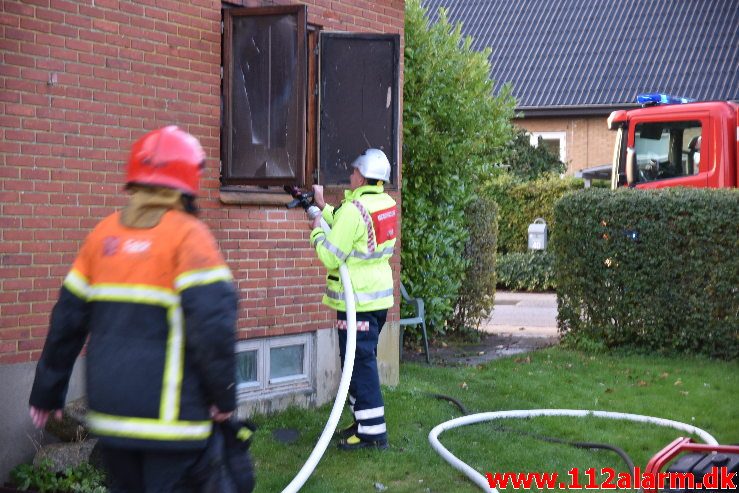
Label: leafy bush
xmin=484 ymin=173 xmax=584 ymax=255
xmin=554 ymin=188 xmax=739 ymax=359
xmin=498 ymin=127 xmax=566 ymax=180
xmin=402 ymin=0 xmax=515 ymax=333
xmin=449 ymin=197 xmax=498 ymax=332
xmin=497 ymin=251 xmax=556 ymax=291
xmin=10 ymin=459 xmax=106 ymax=493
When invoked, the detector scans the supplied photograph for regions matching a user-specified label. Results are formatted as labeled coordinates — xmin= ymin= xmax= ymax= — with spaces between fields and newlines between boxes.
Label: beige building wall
xmin=516 ymin=116 xmax=615 ymax=174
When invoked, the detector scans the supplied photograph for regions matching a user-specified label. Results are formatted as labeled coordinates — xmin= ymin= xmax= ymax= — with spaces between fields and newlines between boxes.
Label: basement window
xmin=235 ymin=334 xmax=313 ymax=398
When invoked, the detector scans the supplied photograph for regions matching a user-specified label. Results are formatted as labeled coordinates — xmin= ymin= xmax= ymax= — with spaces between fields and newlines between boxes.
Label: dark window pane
xmin=540 ymin=138 xmax=561 ymax=158
xmin=222 ymin=7 xmax=306 ymax=186
xmin=270 ymin=345 xmax=304 ymax=379
xmin=319 ymin=33 xmax=399 ymax=186
xmin=236 ymin=350 xmax=258 ymax=384
xmin=634 ymin=121 xmax=701 ymax=182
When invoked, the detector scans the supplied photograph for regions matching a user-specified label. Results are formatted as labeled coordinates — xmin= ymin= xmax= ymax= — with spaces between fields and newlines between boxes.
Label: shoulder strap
xmin=351 ymin=199 xmax=376 ymax=254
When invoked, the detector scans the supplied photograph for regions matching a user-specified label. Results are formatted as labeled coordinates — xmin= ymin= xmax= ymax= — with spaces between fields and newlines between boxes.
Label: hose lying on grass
xmin=427 ymin=395 xmax=718 ymax=493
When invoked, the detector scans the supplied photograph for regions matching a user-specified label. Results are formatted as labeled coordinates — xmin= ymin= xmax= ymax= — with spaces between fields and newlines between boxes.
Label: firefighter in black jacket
xmin=29 ymin=126 xmax=238 ymax=492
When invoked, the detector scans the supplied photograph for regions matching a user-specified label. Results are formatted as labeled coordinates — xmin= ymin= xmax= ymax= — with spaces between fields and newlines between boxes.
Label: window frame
xmin=221 ymin=5 xmax=308 ymax=188
xmin=529 ymin=131 xmax=567 ymax=163
xmin=220 ymin=6 xmax=400 ymax=197
xmin=317 ymin=32 xmax=401 ymax=189
xmin=234 ymin=333 xmax=314 ymax=399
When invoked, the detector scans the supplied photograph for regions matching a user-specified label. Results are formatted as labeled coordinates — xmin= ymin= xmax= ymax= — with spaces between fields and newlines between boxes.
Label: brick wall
xmin=517 ymin=116 xmax=614 ymax=173
xmin=0 ymin=0 xmax=404 ymax=364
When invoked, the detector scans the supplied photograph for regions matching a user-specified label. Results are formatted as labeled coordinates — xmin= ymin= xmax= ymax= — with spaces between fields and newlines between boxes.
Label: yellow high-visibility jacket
xmin=310 ymin=184 xmax=398 ymax=312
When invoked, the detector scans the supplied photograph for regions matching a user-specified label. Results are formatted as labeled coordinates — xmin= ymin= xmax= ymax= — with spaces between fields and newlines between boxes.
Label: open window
xmin=221 ymin=6 xmax=400 ymax=192
xmin=318 ymin=33 xmax=400 ymax=187
xmin=221 ymin=6 xmax=307 ymax=187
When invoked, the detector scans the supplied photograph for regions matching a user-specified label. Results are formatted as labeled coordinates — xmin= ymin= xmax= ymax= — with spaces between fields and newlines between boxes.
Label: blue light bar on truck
xmin=637 ymin=93 xmax=695 ymax=106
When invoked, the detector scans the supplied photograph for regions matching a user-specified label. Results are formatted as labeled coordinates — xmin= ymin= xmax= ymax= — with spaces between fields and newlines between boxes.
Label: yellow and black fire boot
xmin=338 ymin=434 xmax=388 ymax=451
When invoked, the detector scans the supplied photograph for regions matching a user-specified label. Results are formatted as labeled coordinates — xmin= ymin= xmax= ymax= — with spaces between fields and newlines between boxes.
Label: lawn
xmin=248 ymin=347 xmax=738 ymax=492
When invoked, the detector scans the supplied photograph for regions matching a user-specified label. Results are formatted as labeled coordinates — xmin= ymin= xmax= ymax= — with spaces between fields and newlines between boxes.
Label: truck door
xmin=628 ymin=116 xmax=709 ymax=189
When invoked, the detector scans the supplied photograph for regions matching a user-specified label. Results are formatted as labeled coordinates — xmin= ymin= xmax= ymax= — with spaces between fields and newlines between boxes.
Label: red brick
xmin=18 ymin=339 xmax=45 ymax=351
xmin=50 ymin=0 xmax=78 ymax=14
xmin=0 ymin=352 xmax=32 ymax=364
xmin=0 ymin=329 xmax=29 ymax=341
xmin=0 ymin=341 xmax=19 ymax=354
xmin=18 ymin=291 xmax=48 ymax=303
xmin=1 ymin=303 xmax=30 ymax=316
xmin=35 ymin=8 xmax=65 ymax=23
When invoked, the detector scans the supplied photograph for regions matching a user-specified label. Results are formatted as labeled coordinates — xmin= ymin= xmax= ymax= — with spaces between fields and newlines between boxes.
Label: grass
xmin=248 ymin=347 xmax=738 ymax=492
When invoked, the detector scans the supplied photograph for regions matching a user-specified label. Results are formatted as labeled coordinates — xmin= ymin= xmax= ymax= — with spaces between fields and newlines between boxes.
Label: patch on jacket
xmin=371 ymin=206 xmax=398 ymax=244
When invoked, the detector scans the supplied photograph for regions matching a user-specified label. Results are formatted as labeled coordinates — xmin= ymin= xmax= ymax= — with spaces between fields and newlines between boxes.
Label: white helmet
xmin=351 ymin=148 xmax=391 ymax=182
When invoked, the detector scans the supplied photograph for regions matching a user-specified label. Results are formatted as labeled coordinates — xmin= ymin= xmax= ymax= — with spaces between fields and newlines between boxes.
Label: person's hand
xmin=210 ymin=405 xmax=233 ymax=423
xmin=29 ymin=406 xmax=62 ymax=429
xmin=311 ymin=185 xmax=325 ymax=210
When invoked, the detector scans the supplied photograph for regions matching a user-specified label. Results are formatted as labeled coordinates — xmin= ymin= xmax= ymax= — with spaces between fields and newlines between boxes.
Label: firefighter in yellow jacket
xmin=310 ymin=149 xmax=397 ymax=450
xmin=29 ymin=127 xmax=239 ymax=491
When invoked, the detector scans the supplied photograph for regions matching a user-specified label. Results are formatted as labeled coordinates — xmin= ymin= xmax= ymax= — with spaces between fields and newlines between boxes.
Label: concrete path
xmin=481 ymin=291 xmax=559 ymax=337
xmin=404 ymin=291 xmax=560 ymax=365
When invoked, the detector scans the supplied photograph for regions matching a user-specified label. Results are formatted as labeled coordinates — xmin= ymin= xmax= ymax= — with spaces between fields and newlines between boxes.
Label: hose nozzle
xmin=284 ymin=185 xmax=320 ymax=219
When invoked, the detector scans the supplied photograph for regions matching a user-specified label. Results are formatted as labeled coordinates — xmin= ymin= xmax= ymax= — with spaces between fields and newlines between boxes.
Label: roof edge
xmin=515 ymin=103 xmax=640 ymax=118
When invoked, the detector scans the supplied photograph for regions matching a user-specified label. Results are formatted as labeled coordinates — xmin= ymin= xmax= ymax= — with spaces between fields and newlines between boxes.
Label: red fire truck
xmin=608 ymin=94 xmax=738 ymax=189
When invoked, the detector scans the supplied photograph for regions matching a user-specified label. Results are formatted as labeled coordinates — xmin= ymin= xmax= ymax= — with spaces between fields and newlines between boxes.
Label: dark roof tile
xmin=422 ymin=0 xmax=739 ymax=108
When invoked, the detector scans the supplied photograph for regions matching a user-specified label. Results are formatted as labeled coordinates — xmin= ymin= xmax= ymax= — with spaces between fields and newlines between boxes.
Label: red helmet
xmin=126 ymin=126 xmax=205 ymax=196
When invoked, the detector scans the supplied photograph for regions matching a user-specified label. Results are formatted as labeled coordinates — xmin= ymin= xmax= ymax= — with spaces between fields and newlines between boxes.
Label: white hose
xmin=282 ymin=217 xmax=358 ymax=493
xmin=429 ymin=409 xmax=719 ymax=492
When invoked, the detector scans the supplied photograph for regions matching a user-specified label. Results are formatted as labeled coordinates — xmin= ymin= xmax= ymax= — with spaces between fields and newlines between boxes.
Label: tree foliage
xmin=500 ymin=127 xmax=567 ymax=180
xmin=402 ymin=0 xmax=515 ymax=333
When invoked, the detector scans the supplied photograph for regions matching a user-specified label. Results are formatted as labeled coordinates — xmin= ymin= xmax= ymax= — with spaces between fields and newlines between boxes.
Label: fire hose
xmin=429 ymin=410 xmax=719 ymax=492
xmin=280 ymin=187 xmax=358 ymax=493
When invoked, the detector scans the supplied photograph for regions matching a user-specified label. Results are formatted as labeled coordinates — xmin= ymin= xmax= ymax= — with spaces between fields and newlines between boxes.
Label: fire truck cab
xmin=608 ymin=94 xmax=738 ymax=189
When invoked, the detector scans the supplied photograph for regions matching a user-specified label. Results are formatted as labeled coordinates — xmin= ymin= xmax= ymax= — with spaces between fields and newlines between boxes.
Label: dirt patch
xmin=402 ymin=332 xmax=558 ymax=366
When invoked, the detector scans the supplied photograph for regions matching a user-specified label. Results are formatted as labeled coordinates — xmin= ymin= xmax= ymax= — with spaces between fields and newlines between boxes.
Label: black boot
xmin=338 ymin=434 xmax=388 ymax=451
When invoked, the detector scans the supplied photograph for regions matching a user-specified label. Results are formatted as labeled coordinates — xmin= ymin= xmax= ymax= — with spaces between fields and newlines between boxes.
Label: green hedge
xmin=450 ymin=197 xmax=498 ymax=331
xmin=497 ymin=251 xmax=555 ymax=291
xmin=484 ymin=173 xmax=584 ymax=254
xmin=553 ymin=188 xmax=739 ymax=359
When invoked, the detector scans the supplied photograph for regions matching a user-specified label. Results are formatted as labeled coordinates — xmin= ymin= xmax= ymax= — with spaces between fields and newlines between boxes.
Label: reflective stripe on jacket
xmin=310 ymin=184 xmax=397 ymax=312
xmin=29 ymin=210 xmax=237 ymax=450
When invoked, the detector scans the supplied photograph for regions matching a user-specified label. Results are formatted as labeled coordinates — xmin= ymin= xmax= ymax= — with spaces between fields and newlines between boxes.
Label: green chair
xmin=399 ymin=282 xmax=430 ymax=364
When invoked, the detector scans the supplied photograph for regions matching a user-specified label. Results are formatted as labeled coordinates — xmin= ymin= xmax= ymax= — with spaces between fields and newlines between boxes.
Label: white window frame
xmin=529 ymin=131 xmax=567 ymax=163
xmin=235 ymin=333 xmax=314 ymax=399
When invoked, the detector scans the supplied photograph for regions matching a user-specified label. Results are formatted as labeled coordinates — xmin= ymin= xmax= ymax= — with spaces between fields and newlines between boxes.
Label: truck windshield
xmin=630 ymin=121 xmax=702 ymax=183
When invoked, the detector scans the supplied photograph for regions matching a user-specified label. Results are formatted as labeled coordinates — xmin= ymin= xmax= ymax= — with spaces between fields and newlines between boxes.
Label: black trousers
xmin=337 ymin=309 xmax=388 ymax=441
xmin=98 ymin=445 xmax=203 ymax=493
